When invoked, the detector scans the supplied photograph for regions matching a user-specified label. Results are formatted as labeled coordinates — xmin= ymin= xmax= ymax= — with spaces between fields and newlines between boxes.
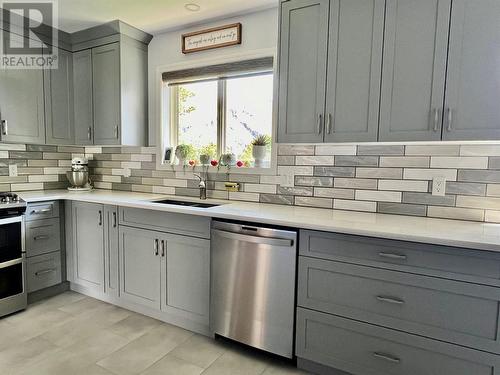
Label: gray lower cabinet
xmin=278 ymin=0 xmax=329 ymax=143
xmin=104 ymin=205 xmax=119 ymax=297
xmin=378 ymin=0 xmax=451 ymax=141
xmin=73 ymin=49 xmax=94 ymax=145
xmin=70 ymin=202 xmax=105 ymax=292
xmin=44 ymin=48 xmax=74 ymax=145
xmin=26 ymin=251 xmax=62 ymax=293
xmin=297 ymin=229 xmax=500 ymax=374
xmin=443 ymin=0 xmax=500 ymax=140
xmin=0 ymin=34 xmax=45 ymax=144
xmin=92 ymin=43 xmax=121 ymax=145
xmin=297 ymin=308 xmax=500 ymax=375
xmin=119 ymin=226 xmax=161 ymax=309
xmin=161 ymin=233 xmax=210 ymax=325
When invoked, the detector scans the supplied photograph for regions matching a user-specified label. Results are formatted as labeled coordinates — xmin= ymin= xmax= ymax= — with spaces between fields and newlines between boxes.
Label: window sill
xmin=156 ymin=162 xmax=277 ymax=175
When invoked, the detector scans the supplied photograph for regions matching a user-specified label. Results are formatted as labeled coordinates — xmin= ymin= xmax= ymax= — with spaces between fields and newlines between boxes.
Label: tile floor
xmin=0 ymin=292 xmax=309 ymax=375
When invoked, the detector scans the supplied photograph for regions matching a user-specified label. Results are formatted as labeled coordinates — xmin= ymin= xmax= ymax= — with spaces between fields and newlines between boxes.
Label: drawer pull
xmin=35 ymin=268 xmax=56 ymax=276
xmin=30 ymin=208 xmax=51 ymax=215
xmin=376 ymin=295 xmax=405 ymax=305
xmin=34 ymin=235 xmax=49 ymax=241
xmin=378 ymin=252 xmax=407 ymax=261
xmin=373 ymin=352 xmax=401 ymax=364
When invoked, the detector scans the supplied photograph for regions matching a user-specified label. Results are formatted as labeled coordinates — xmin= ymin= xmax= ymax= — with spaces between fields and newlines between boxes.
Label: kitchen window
xmin=162 ymin=57 xmax=274 ymax=168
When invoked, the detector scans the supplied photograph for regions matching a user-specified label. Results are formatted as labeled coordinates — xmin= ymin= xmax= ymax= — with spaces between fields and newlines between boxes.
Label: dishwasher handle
xmin=212 ymin=229 xmax=294 ymax=247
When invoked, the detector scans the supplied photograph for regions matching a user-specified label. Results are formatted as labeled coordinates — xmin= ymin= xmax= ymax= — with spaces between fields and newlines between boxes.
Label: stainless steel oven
xmin=0 ymin=194 xmax=27 ymax=318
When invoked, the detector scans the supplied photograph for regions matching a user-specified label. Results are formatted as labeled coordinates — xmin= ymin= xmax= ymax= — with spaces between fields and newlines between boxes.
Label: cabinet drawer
xmin=296 ymin=308 xmax=500 ymax=375
xmin=26 ymin=251 xmax=62 ymax=293
xmin=119 ymin=207 xmax=210 ymax=239
xmin=25 ymin=218 xmax=61 ymax=257
xmin=300 ymin=230 xmax=500 ymax=283
xmin=26 ymin=201 xmax=60 ymax=221
xmin=298 ymin=256 xmax=500 ymax=353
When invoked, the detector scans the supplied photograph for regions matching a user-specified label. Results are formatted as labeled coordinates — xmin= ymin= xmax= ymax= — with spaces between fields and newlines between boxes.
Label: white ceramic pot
xmin=252 ymin=145 xmax=267 ymax=167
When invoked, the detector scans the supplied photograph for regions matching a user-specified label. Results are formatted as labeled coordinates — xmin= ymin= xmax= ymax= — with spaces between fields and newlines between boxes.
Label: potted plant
xmin=251 ymin=135 xmax=271 ymax=167
xmin=199 ymin=143 xmax=216 ymax=165
xmin=175 ymin=144 xmax=191 ymax=165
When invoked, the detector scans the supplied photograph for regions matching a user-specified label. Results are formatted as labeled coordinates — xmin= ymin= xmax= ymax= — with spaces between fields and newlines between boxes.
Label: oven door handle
xmin=0 ymin=257 xmax=23 ymax=269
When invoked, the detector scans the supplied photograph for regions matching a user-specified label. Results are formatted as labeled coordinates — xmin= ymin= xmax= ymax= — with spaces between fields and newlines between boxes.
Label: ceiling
xmin=56 ymin=0 xmax=278 ymax=34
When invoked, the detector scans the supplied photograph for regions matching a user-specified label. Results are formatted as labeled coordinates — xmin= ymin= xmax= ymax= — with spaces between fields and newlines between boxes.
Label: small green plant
xmin=175 ymin=144 xmax=194 ymax=160
xmin=252 ymin=134 xmax=271 ymax=146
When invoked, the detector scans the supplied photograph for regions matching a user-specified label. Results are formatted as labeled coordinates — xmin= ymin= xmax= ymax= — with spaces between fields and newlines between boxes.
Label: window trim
xmin=155 ymin=49 xmax=278 ymax=175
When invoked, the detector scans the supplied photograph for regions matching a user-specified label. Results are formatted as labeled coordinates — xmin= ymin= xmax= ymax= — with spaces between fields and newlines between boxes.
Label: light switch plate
xmin=432 ymin=176 xmax=446 ymax=196
xmin=8 ymin=164 xmax=17 ymax=177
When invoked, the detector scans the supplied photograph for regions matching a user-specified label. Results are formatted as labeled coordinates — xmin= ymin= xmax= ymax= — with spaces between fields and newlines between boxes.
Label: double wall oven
xmin=0 ymin=193 xmax=27 ymax=318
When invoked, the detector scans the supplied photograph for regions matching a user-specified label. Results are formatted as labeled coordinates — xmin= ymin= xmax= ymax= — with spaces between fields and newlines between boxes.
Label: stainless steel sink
xmin=152 ymin=199 xmax=220 ymax=209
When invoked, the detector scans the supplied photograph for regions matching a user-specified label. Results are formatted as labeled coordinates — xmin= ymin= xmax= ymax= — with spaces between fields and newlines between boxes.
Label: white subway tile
xmin=163 ymin=178 xmax=187 ymax=187
xmin=229 ymin=192 xmax=260 ymax=202
xmin=487 ymin=184 xmax=500 ymax=197
xmin=430 ymin=157 xmax=488 ymax=169
xmin=403 ymin=168 xmax=457 ymax=181
xmin=315 ymin=145 xmax=356 ymax=156
xmin=295 ymin=156 xmax=335 ymax=166
xmin=355 ymin=190 xmax=401 ymax=203
xmin=28 ymin=175 xmax=59 ymax=183
xmin=378 ymin=180 xmax=429 ymax=192
xmin=405 ymin=145 xmax=459 ymax=156
xmin=456 ymin=195 xmax=500 ymax=210
xmin=460 ymin=144 xmax=500 ymax=156
xmin=260 ymin=175 xmax=285 ymax=185
xmin=11 ymin=183 xmax=43 ymax=191
xmin=427 ymin=206 xmax=484 ymax=221
xmin=244 ymin=183 xmax=277 ymax=194
xmin=380 ymin=157 xmax=429 ymax=168
xmin=485 ymin=210 xmax=500 ymax=223
xmin=152 ymin=186 xmax=176 ymax=194
xmin=334 ymin=199 xmax=377 ymax=212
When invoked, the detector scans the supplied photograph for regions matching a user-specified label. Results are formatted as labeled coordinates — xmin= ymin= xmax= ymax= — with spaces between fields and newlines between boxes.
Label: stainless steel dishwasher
xmin=211 ymin=220 xmax=297 ymax=358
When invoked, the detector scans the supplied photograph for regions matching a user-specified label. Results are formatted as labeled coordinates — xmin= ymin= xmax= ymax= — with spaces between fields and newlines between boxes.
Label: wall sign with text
xmin=182 ymin=23 xmax=242 ymax=54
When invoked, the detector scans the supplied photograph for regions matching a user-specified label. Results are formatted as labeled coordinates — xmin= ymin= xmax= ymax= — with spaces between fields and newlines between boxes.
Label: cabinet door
xmin=104 ymin=205 xmax=119 ymax=297
xmin=92 ymin=43 xmax=121 ymax=145
xmin=119 ymin=226 xmax=160 ymax=309
xmin=45 ymin=48 xmax=74 ymax=145
xmin=278 ymin=0 xmax=329 ymax=143
xmin=379 ymin=0 xmax=451 ymax=141
xmin=72 ymin=202 xmax=104 ymax=292
xmin=73 ymin=49 xmax=94 ymax=145
xmin=161 ymin=234 xmax=210 ymax=325
xmin=0 ymin=33 xmax=45 ymax=144
xmin=324 ymin=0 xmax=384 ymax=142
xmin=443 ymin=0 xmax=500 ymax=140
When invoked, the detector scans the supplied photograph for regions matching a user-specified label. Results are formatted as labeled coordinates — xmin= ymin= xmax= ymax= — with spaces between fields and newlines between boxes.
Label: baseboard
xmin=69 ymin=282 xmax=211 ymax=336
xmin=28 ymin=282 xmax=70 ymax=304
xmin=298 ymin=358 xmax=352 ymax=375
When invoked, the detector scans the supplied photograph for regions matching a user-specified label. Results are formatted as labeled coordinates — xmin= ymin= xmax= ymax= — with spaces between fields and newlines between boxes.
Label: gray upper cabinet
xmin=278 ymin=0 xmax=329 ymax=143
xmin=324 ymin=0 xmax=384 ymax=142
xmin=92 ymin=43 xmax=121 ymax=145
xmin=73 ymin=49 xmax=94 ymax=145
xmin=44 ymin=48 xmax=74 ymax=145
xmin=379 ymin=0 xmax=451 ymax=142
xmin=443 ymin=0 xmax=500 ymax=140
xmin=0 ymin=34 xmax=45 ymax=144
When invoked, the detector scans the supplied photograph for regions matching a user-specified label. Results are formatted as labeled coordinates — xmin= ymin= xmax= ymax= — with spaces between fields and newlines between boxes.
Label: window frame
xmin=156 ymin=50 xmax=278 ymax=175
xmin=169 ymin=73 xmax=273 ymax=162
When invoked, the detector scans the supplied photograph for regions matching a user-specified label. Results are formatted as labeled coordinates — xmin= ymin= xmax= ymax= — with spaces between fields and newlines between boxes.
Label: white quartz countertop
xmin=18 ymin=189 xmax=500 ymax=253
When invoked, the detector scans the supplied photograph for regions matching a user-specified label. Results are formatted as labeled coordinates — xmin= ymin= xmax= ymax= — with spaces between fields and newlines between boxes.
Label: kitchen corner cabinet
xmin=278 ymin=0 xmax=383 ymax=143
xmin=73 ymin=39 xmax=148 ymax=146
xmin=378 ymin=0 xmax=451 ymax=142
xmin=44 ymin=48 xmax=75 ymax=145
xmin=0 ymin=34 xmax=45 ymax=144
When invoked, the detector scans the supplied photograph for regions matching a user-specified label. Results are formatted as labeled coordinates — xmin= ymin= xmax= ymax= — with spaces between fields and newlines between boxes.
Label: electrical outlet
xmin=123 ymin=168 xmax=131 ymax=178
xmin=8 ymin=164 xmax=17 ymax=177
xmin=432 ymin=176 xmax=446 ymax=196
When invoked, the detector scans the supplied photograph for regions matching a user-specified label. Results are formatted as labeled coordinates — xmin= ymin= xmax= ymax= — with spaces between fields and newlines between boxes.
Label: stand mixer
xmin=66 ymin=157 xmax=93 ymax=191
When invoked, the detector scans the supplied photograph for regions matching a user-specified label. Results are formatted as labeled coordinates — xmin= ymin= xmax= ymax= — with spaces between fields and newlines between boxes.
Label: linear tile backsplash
xmin=2 ymin=142 xmax=500 ymax=223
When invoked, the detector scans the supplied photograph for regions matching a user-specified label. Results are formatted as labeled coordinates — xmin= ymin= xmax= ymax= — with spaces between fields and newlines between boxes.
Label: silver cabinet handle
xmin=98 ymin=210 xmax=102 ymax=226
xmin=31 ymin=208 xmax=51 ymax=215
xmin=87 ymin=126 xmax=92 ymax=140
xmin=432 ymin=108 xmax=440 ymax=132
xmin=326 ymin=113 xmax=332 ymax=134
xmin=35 ymin=268 xmax=56 ymax=276
xmin=161 ymin=240 xmax=165 ymax=257
xmin=446 ymin=108 xmax=453 ymax=131
xmin=376 ymin=295 xmax=405 ymax=305
xmin=154 ymin=239 xmax=159 ymax=256
xmin=113 ymin=211 xmax=117 ymax=228
xmin=114 ymin=125 xmax=119 ymax=139
xmin=378 ymin=252 xmax=407 ymax=261
xmin=317 ymin=114 xmax=323 ymax=135
xmin=1 ymin=119 xmax=7 ymax=135
xmin=373 ymin=352 xmax=401 ymax=364
xmin=34 ymin=235 xmax=49 ymax=241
